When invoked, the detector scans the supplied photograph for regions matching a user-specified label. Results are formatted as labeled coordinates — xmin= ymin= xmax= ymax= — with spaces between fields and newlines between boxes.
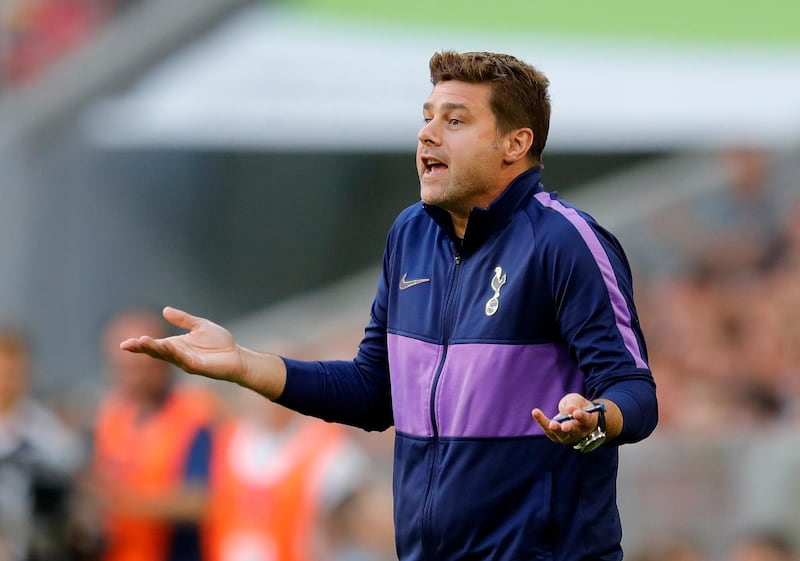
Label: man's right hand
xmin=119 ymin=306 xmax=287 ymax=399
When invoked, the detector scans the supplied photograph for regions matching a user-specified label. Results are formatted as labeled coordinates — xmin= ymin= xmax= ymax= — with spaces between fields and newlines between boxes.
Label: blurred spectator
xmin=204 ymin=328 xmax=397 ymax=561
xmin=774 ymin=200 xmax=800 ymax=272
xmin=728 ymin=530 xmax=798 ymax=561
xmin=633 ymin=147 xmax=800 ymax=437
xmin=628 ymin=538 xmax=710 ymax=561
xmin=206 ymin=383 xmax=390 ymax=561
xmin=0 ymin=328 xmax=84 ymax=561
xmin=685 ymin=147 xmax=788 ymax=280
xmin=642 ymin=270 xmax=796 ymax=436
xmin=83 ymin=309 xmax=220 ymax=561
xmin=327 ymin=476 xmax=396 ymax=561
xmin=630 ymin=147 xmax=797 ymax=285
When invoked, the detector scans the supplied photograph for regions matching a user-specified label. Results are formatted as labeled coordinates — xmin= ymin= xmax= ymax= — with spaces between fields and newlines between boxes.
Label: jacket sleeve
xmin=276 ymin=249 xmax=394 ymax=432
xmin=541 ymin=206 xmax=658 ymax=444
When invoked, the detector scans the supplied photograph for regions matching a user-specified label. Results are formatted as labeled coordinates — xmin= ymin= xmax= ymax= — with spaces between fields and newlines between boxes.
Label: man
xmin=121 ymin=51 xmax=658 ymax=560
xmin=90 ymin=309 xmax=219 ymax=561
xmin=0 ymin=329 xmax=84 ymax=561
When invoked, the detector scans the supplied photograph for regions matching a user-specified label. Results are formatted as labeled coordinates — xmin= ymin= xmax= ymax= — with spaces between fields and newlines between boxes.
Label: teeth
xmin=421 ymin=156 xmax=445 ymax=171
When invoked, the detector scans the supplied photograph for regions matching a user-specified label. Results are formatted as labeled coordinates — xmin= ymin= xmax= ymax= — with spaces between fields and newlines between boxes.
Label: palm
xmin=120 ymin=307 xmax=243 ymax=381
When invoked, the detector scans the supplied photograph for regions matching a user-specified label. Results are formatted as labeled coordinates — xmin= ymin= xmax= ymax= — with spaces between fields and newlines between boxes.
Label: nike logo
xmin=399 ymin=274 xmax=431 ymax=290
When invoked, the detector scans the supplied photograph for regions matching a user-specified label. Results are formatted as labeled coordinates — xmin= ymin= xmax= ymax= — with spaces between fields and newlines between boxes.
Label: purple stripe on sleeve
xmin=435 ymin=342 xmax=585 ymax=438
xmin=387 ymin=333 xmax=441 ymax=437
xmin=534 ymin=192 xmax=648 ymax=369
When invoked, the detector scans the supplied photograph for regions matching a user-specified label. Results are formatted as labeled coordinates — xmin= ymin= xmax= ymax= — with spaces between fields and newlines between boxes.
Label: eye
xmin=449 ymin=118 xmax=462 ymax=126
xmin=422 ymin=117 xmax=433 ymax=124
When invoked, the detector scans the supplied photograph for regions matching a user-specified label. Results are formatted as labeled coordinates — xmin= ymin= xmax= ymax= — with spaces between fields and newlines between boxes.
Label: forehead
xmin=423 ymin=80 xmax=493 ymax=112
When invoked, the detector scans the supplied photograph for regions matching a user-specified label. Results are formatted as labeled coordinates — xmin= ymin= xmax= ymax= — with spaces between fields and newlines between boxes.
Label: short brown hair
xmin=429 ymin=50 xmax=551 ymax=165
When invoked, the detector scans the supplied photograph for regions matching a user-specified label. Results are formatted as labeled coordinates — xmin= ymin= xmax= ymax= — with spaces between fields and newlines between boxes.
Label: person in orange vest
xmin=206 ymin=387 xmax=371 ymax=561
xmin=88 ymin=309 xmax=219 ymax=561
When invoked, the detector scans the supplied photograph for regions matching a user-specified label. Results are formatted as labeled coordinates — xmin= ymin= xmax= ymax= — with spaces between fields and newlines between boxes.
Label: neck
xmin=451 ymin=215 xmax=468 ymax=239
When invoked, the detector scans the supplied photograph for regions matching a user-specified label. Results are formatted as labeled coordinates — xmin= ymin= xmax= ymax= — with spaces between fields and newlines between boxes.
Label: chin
xmin=419 ymin=187 xmax=441 ymax=207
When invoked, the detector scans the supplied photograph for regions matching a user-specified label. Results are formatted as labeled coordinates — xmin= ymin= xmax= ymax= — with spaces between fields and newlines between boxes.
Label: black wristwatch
xmin=573 ymin=402 xmax=607 ymax=454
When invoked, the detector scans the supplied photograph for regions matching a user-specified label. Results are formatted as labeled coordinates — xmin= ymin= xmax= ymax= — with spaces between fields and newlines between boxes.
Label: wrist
xmin=236 ymin=347 xmax=287 ymax=400
xmin=573 ymin=401 xmax=606 ymax=453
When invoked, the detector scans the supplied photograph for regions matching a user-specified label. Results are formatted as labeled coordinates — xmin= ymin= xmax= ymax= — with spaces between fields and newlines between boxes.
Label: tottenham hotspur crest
xmin=485 ymin=266 xmax=507 ymax=316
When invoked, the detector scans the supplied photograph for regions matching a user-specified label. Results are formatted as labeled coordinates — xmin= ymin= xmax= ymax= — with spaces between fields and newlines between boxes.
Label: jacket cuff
xmin=601 ymin=379 xmax=658 ymax=444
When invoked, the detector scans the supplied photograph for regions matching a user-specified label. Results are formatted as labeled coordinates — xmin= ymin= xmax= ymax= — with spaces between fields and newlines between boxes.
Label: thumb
xmin=558 ymin=393 xmax=591 ymax=414
xmin=162 ymin=306 xmax=204 ymax=331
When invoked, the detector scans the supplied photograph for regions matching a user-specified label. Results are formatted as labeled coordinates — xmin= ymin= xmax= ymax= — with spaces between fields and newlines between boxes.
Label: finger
xmin=119 ymin=338 xmax=139 ymax=351
xmin=566 ymin=409 xmax=585 ymax=427
xmin=162 ymin=306 xmax=204 ymax=331
xmin=531 ymin=408 xmax=551 ymax=431
xmin=568 ymin=408 xmax=599 ymax=431
xmin=135 ymin=338 xmax=196 ymax=371
xmin=554 ymin=418 xmax=577 ymax=435
xmin=540 ymin=409 xmax=575 ymax=432
xmin=119 ymin=336 xmax=158 ymax=353
xmin=533 ymin=409 xmax=572 ymax=442
xmin=119 ymin=336 xmax=160 ymax=355
xmin=118 ymin=335 xmax=168 ymax=357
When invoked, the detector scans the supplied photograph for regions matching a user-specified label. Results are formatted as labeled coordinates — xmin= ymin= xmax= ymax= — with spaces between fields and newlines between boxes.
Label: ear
xmin=502 ymin=128 xmax=534 ymax=165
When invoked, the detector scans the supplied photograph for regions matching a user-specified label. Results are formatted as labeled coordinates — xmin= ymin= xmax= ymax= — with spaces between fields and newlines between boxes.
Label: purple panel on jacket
xmin=387 ymin=333 xmax=441 ymax=437
xmin=388 ymin=333 xmax=585 ymax=438
xmin=435 ymin=342 xmax=584 ymax=438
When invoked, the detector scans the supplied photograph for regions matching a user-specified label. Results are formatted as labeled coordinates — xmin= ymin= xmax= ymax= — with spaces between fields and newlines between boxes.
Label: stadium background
xmin=2 ymin=1 xmax=800 ymax=559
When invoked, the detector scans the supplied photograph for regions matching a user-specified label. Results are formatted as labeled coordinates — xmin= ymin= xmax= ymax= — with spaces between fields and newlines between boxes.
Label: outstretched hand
xmin=119 ymin=306 xmax=246 ymax=383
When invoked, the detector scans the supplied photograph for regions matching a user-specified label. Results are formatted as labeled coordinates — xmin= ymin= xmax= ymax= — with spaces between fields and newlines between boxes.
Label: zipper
xmin=420 ymin=242 xmax=462 ymax=559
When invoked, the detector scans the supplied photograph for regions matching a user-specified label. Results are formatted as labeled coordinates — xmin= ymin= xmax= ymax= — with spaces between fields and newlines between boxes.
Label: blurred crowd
xmin=0 ymin=0 xmax=140 ymax=87
xmin=619 ymin=146 xmax=800 ymax=561
xmin=0 ymin=308 xmax=397 ymax=561
xmin=632 ymin=147 xmax=800 ymax=437
xmin=1 ymin=145 xmax=799 ymax=561
xmin=631 ymin=531 xmax=800 ymax=561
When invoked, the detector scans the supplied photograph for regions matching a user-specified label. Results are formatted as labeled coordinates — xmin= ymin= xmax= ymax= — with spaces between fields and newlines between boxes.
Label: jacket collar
xmin=423 ymin=166 xmax=544 ymax=252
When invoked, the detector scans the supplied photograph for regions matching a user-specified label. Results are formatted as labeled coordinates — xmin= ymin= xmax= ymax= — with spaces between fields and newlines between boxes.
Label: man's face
xmin=416 ymin=80 xmax=506 ymax=219
xmin=103 ymin=313 xmax=172 ymax=402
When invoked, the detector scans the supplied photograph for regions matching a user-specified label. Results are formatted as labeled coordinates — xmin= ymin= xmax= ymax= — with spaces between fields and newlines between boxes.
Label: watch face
xmin=579 ymin=433 xmax=606 ymax=453
xmin=574 ymin=428 xmax=607 ymax=453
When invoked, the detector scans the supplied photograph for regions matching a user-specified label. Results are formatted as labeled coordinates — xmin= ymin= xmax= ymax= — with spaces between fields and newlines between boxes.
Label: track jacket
xmin=278 ymin=166 xmax=658 ymax=561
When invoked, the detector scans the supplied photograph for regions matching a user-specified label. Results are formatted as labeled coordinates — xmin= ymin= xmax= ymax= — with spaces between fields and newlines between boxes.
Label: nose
xmin=418 ymin=119 xmax=440 ymax=145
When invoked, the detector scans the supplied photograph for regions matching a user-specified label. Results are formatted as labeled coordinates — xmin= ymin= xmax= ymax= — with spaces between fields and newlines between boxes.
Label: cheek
xmin=476 ymin=142 xmax=504 ymax=170
xmin=457 ymin=149 xmax=492 ymax=177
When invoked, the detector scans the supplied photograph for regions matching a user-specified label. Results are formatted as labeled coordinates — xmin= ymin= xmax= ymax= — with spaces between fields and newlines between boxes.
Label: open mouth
xmin=422 ymin=156 xmax=448 ymax=175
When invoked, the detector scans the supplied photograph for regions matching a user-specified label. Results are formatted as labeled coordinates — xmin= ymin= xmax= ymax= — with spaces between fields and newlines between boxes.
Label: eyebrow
xmin=422 ymin=102 xmax=473 ymax=113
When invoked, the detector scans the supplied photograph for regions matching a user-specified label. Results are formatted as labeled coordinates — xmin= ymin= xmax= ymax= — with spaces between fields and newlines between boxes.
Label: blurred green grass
xmin=289 ymin=0 xmax=800 ymax=46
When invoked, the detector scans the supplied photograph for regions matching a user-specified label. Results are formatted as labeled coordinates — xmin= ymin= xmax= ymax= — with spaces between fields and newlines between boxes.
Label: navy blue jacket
xmin=279 ymin=167 xmax=658 ymax=561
